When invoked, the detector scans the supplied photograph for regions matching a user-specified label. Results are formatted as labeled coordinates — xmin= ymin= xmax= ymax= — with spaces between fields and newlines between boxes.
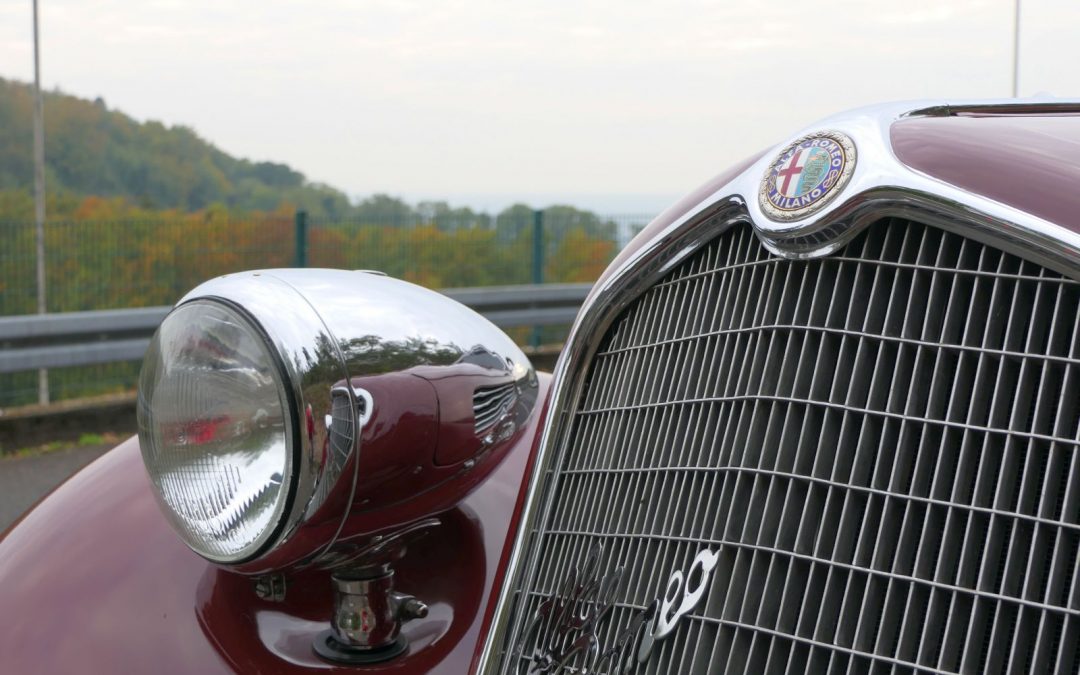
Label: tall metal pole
xmin=32 ymin=0 xmax=48 ymax=404
xmin=1012 ymin=0 xmax=1021 ymax=98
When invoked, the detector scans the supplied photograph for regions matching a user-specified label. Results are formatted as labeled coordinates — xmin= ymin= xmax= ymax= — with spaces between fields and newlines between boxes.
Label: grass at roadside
xmin=2 ymin=431 xmax=124 ymax=459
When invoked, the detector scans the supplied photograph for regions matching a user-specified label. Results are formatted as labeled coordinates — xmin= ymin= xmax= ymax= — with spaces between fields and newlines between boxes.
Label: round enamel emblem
xmin=759 ymin=131 xmax=856 ymax=222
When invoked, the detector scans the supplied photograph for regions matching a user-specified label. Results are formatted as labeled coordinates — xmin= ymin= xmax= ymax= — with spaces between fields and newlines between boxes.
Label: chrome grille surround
xmin=480 ymin=100 xmax=1080 ymax=674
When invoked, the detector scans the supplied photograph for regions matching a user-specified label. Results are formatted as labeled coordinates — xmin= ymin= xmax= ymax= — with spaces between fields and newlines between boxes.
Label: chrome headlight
xmin=137 ymin=269 xmax=537 ymax=573
xmin=138 ymin=299 xmax=296 ymax=563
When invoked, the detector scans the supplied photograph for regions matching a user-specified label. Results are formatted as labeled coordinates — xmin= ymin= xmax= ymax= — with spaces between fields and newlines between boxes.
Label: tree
xmin=0 ymin=77 xmax=355 ymax=217
xmin=353 ymin=194 xmax=415 ymax=226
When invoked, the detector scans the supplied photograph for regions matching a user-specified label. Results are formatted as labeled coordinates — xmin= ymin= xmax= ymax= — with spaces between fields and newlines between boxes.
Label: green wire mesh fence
xmin=0 ymin=209 xmax=655 ymax=407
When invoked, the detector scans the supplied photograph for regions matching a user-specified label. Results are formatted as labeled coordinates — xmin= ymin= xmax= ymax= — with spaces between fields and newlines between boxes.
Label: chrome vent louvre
xmin=497 ymin=219 xmax=1080 ymax=673
xmin=475 ymin=382 xmax=519 ymax=435
xmin=327 ymin=389 xmax=356 ymax=468
xmin=310 ymin=388 xmax=357 ymax=509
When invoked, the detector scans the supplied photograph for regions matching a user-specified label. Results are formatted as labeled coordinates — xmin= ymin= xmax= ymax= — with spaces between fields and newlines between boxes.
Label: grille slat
xmin=498 ymin=219 xmax=1080 ymax=673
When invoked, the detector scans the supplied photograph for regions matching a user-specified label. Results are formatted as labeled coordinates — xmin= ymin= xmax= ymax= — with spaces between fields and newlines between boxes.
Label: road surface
xmin=0 ymin=445 xmax=111 ymax=532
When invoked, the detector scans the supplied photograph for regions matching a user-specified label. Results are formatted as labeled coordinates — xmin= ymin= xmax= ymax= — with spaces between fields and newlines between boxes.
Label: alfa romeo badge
xmin=759 ymin=130 xmax=856 ymax=222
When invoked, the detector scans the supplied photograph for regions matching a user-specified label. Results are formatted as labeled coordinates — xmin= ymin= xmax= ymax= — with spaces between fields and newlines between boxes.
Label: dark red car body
xmin=3 ymin=103 xmax=1080 ymax=673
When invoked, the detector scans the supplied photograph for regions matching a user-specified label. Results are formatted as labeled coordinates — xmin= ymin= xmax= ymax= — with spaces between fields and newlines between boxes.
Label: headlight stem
xmin=311 ymin=518 xmax=440 ymax=665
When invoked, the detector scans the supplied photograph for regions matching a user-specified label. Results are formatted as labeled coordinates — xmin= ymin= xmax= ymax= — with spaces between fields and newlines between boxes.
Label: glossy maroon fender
xmin=891 ymin=113 xmax=1080 ymax=232
xmin=0 ymin=375 xmax=550 ymax=674
xmin=239 ymin=371 xmax=446 ymax=576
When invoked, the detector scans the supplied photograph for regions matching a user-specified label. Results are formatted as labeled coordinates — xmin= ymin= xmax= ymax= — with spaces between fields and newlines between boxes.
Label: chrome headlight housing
xmin=138 ymin=299 xmax=298 ymax=563
xmin=138 ymin=272 xmax=354 ymax=569
xmin=137 ymin=269 xmax=536 ymax=573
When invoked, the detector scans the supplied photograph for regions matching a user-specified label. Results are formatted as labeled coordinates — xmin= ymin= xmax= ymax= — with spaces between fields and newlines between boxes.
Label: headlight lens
xmin=137 ymin=299 xmax=296 ymax=563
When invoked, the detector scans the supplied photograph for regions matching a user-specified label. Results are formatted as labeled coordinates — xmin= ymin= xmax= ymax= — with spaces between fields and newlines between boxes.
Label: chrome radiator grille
xmin=499 ymin=219 xmax=1080 ymax=674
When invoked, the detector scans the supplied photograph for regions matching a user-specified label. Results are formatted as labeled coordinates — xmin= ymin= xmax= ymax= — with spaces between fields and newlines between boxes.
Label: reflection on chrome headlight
xmin=136 ymin=268 xmax=537 ymax=573
xmin=137 ymin=300 xmax=296 ymax=563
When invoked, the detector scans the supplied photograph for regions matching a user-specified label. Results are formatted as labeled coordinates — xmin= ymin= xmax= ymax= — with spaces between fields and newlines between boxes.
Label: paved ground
xmin=0 ymin=445 xmax=111 ymax=532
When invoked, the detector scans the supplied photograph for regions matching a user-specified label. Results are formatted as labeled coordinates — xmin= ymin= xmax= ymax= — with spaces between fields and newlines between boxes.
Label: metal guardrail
xmin=0 ymin=283 xmax=591 ymax=375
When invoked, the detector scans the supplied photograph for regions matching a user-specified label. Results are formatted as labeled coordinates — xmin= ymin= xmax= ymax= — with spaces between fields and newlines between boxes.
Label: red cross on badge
xmin=775 ymin=149 xmax=806 ymax=197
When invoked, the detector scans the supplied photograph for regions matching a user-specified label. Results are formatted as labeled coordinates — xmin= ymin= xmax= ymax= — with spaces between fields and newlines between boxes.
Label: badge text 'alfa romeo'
xmin=759 ymin=130 xmax=856 ymax=222
xmin=513 ymin=543 xmax=719 ymax=674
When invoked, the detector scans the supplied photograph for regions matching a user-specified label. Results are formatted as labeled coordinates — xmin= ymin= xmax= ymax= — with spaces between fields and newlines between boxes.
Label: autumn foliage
xmin=0 ymin=196 xmax=647 ymax=406
xmin=0 ymin=78 xmax=650 ymax=405
xmin=0 ymin=197 xmax=634 ymax=317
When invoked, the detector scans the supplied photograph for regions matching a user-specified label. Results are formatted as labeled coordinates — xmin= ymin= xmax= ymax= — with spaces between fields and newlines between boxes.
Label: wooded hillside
xmin=0 ymin=77 xmax=352 ymax=218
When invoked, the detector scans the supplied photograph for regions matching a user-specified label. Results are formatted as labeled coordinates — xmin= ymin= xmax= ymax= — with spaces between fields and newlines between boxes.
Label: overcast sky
xmin=0 ymin=0 xmax=1075 ymax=212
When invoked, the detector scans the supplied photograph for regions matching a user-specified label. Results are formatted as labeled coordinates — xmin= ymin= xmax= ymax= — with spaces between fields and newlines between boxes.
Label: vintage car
xmin=3 ymin=99 xmax=1080 ymax=674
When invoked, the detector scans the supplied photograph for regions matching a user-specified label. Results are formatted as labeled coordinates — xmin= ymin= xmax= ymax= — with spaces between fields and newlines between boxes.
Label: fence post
xmin=294 ymin=210 xmax=308 ymax=268
xmin=531 ymin=209 xmax=544 ymax=349
xmin=33 ymin=0 xmax=48 ymax=405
